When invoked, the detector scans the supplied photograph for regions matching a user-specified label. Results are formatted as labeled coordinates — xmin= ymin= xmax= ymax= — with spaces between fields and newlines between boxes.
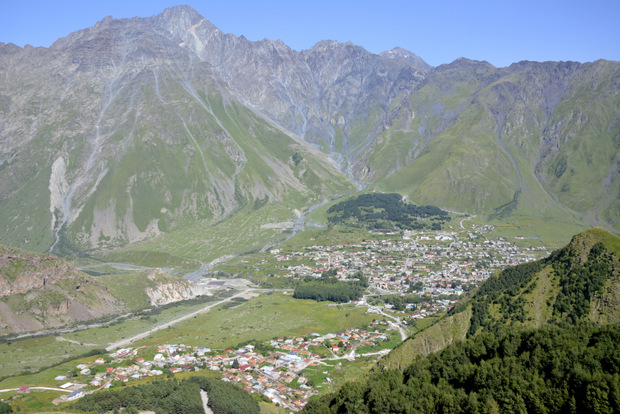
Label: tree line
xmin=293 ymin=270 xmax=368 ymax=303
xmin=460 ymin=239 xmax=618 ymax=337
xmin=551 ymin=241 xmax=617 ymax=322
xmin=71 ymin=376 xmax=259 ymax=414
xmin=327 ymin=193 xmax=450 ymax=231
xmin=303 ymin=322 xmax=620 ymax=413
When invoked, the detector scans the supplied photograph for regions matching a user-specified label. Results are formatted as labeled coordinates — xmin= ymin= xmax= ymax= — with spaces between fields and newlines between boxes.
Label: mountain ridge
xmin=378 ymin=227 xmax=620 ymax=371
xmin=0 ymin=5 xmax=617 ymax=256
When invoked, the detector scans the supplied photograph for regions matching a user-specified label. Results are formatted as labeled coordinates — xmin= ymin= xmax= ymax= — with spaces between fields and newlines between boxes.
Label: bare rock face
xmin=0 ymin=245 xmax=124 ymax=334
xmin=144 ymin=268 xmax=210 ymax=306
xmin=0 ymin=4 xmax=618 ymax=256
xmin=0 ymin=247 xmax=79 ymax=297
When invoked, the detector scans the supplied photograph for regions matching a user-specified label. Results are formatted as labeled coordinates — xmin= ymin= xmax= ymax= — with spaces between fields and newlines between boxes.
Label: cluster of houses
xmin=31 ymin=227 xmax=548 ymax=410
xmin=271 ymin=228 xmax=545 ymax=319
xmin=49 ymin=324 xmax=396 ymax=411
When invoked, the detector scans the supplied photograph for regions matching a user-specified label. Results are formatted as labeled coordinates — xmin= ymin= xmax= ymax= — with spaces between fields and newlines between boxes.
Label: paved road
xmin=200 ymin=390 xmax=214 ymax=414
xmin=323 ymin=349 xmax=390 ymax=361
xmin=105 ymin=289 xmax=253 ymax=351
xmin=0 ymin=387 xmax=72 ymax=393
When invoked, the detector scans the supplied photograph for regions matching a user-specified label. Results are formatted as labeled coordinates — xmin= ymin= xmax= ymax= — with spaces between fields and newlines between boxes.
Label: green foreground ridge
xmin=72 ymin=376 xmax=259 ymax=414
xmin=305 ymin=322 xmax=620 ymax=414
xmin=306 ymin=228 xmax=620 ymax=413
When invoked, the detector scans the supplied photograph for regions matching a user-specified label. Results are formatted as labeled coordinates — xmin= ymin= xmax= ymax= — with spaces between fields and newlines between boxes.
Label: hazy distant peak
xmin=310 ymin=39 xmax=361 ymax=51
xmin=155 ymin=5 xmax=218 ymax=34
xmin=159 ymin=5 xmax=203 ymax=22
xmin=380 ymin=47 xmax=432 ymax=71
xmin=452 ymin=57 xmax=495 ymax=68
xmin=0 ymin=42 xmax=22 ymax=55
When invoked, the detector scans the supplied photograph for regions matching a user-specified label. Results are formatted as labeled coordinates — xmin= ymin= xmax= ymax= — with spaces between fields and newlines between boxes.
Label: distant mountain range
xmin=0 ymin=5 xmax=618 ymax=254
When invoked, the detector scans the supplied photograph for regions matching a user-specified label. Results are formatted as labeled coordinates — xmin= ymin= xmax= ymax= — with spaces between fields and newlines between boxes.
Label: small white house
xmin=66 ymin=390 xmax=84 ymax=401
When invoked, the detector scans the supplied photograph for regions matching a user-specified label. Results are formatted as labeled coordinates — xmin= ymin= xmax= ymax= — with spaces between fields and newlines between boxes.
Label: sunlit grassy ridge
xmin=366 ymin=60 xmax=619 ymax=236
xmin=378 ymin=227 xmax=620 ymax=372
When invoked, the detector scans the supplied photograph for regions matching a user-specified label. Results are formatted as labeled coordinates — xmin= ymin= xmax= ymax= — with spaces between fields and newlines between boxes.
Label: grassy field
xmin=134 ymin=292 xmax=376 ymax=349
xmin=0 ymin=295 xmax=222 ymax=385
xmin=0 ymin=390 xmax=63 ymax=413
xmin=113 ymin=203 xmax=299 ymax=263
xmin=303 ymin=357 xmax=378 ymax=395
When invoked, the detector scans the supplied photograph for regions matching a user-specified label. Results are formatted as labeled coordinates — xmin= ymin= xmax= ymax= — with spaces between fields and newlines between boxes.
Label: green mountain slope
xmin=372 ymin=60 xmax=620 ymax=233
xmin=0 ymin=245 xmax=124 ymax=334
xmin=0 ymin=245 xmax=204 ymax=334
xmin=0 ymin=22 xmax=354 ymax=255
xmin=303 ymin=228 xmax=620 ymax=413
xmin=0 ymin=7 xmax=617 ymax=258
xmin=380 ymin=228 xmax=620 ymax=371
xmin=304 ymin=322 xmax=620 ymax=414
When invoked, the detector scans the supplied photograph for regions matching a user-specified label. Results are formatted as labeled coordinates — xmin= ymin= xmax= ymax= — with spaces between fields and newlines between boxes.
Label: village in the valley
xmin=268 ymin=225 xmax=548 ymax=321
xmin=18 ymin=225 xmax=549 ymax=412
xmin=49 ymin=324 xmax=397 ymax=411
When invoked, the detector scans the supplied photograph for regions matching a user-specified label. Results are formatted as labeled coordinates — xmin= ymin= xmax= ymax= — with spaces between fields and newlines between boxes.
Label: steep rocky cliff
xmin=0 ymin=245 xmax=125 ymax=333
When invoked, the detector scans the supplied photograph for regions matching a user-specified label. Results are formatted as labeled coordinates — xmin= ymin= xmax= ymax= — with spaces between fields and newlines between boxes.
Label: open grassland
xmin=95 ymin=251 xmax=199 ymax=271
xmin=586 ymin=227 xmax=620 ymax=256
xmin=259 ymin=401 xmax=288 ymax=414
xmin=0 ymin=292 xmax=379 ymax=390
xmin=467 ymin=214 xmax=587 ymax=248
xmin=134 ymin=293 xmax=376 ymax=349
xmin=0 ymin=390 xmax=62 ymax=413
xmin=95 ymin=271 xmax=153 ymax=309
xmin=304 ymin=356 xmax=379 ymax=395
xmin=110 ymin=203 xmax=297 ymax=263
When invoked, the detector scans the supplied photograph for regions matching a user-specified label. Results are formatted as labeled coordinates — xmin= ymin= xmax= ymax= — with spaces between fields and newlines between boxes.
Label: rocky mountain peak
xmin=380 ymin=47 xmax=432 ymax=72
xmin=0 ymin=7 xmax=617 ymax=256
xmin=0 ymin=42 xmax=22 ymax=57
xmin=154 ymin=5 xmax=218 ymax=39
xmin=158 ymin=5 xmax=205 ymax=25
xmin=308 ymin=39 xmax=365 ymax=54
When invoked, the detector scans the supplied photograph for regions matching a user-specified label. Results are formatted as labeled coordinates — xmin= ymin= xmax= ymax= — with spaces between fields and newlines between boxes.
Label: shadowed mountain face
xmin=0 ymin=5 xmax=617 ymax=253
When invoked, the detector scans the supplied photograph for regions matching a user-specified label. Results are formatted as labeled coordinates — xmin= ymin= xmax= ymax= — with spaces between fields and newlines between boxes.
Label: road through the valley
xmin=105 ymin=289 xmax=254 ymax=351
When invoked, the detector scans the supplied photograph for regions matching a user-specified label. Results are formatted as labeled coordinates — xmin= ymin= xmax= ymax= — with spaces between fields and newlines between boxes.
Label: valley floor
xmin=0 ymin=222 xmax=554 ymax=412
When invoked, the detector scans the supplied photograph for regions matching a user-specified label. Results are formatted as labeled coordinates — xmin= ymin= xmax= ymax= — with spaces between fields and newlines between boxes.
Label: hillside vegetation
xmin=327 ymin=193 xmax=451 ymax=231
xmin=0 ymin=245 xmax=125 ymax=334
xmin=0 ymin=244 xmax=210 ymax=335
xmin=304 ymin=228 xmax=620 ymax=412
xmin=304 ymin=322 xmax=620 ymax=414
xmin=72 ymin=376 xmax=259 ymax=414
xmin=0 ymin=7 xmax=617 ymax=259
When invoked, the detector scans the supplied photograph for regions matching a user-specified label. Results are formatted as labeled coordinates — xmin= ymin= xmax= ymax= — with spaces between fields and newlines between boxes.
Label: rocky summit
xmin=0 ymin=5 xmax=618 ymax=254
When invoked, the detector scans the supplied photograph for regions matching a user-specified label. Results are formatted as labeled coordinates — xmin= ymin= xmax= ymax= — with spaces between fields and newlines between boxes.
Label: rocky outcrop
xmin=0 ymin=247 xmax=80 ymax=297
xmin=0 ymin=5 xmax=617 ymax=256
xmin=0 ymin=245 xmax=124 ymax=334
xmin=144 ymin=268 xmax=210 ymax=306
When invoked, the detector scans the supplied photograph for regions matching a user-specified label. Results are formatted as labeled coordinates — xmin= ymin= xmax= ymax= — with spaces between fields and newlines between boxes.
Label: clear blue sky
xmin=1 ymin=0 xmax=618 ymax=67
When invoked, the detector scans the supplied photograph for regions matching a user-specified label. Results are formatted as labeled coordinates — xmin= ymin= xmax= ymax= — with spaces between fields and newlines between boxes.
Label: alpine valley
xmin=0 ymin=5 xmax=619 ymax=414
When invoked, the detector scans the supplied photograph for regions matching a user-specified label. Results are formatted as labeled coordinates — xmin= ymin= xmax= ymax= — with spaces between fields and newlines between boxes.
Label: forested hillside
xmin=305 ymin=228 xmax=620 ymax=412
xmin=327 ymin=193 xmax=450 ymax=231
xmin=464 ymin=228 xmax=619 ymax=337
xmin=304 ymin=322 xmax=620 ymax=413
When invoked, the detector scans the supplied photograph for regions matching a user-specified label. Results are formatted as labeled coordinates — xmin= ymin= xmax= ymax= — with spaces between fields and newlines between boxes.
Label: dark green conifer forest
xmin=71 ymin=376 xmax=259 ymax=414
xmin=304 ymin=322 xmax=620 ymax=413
